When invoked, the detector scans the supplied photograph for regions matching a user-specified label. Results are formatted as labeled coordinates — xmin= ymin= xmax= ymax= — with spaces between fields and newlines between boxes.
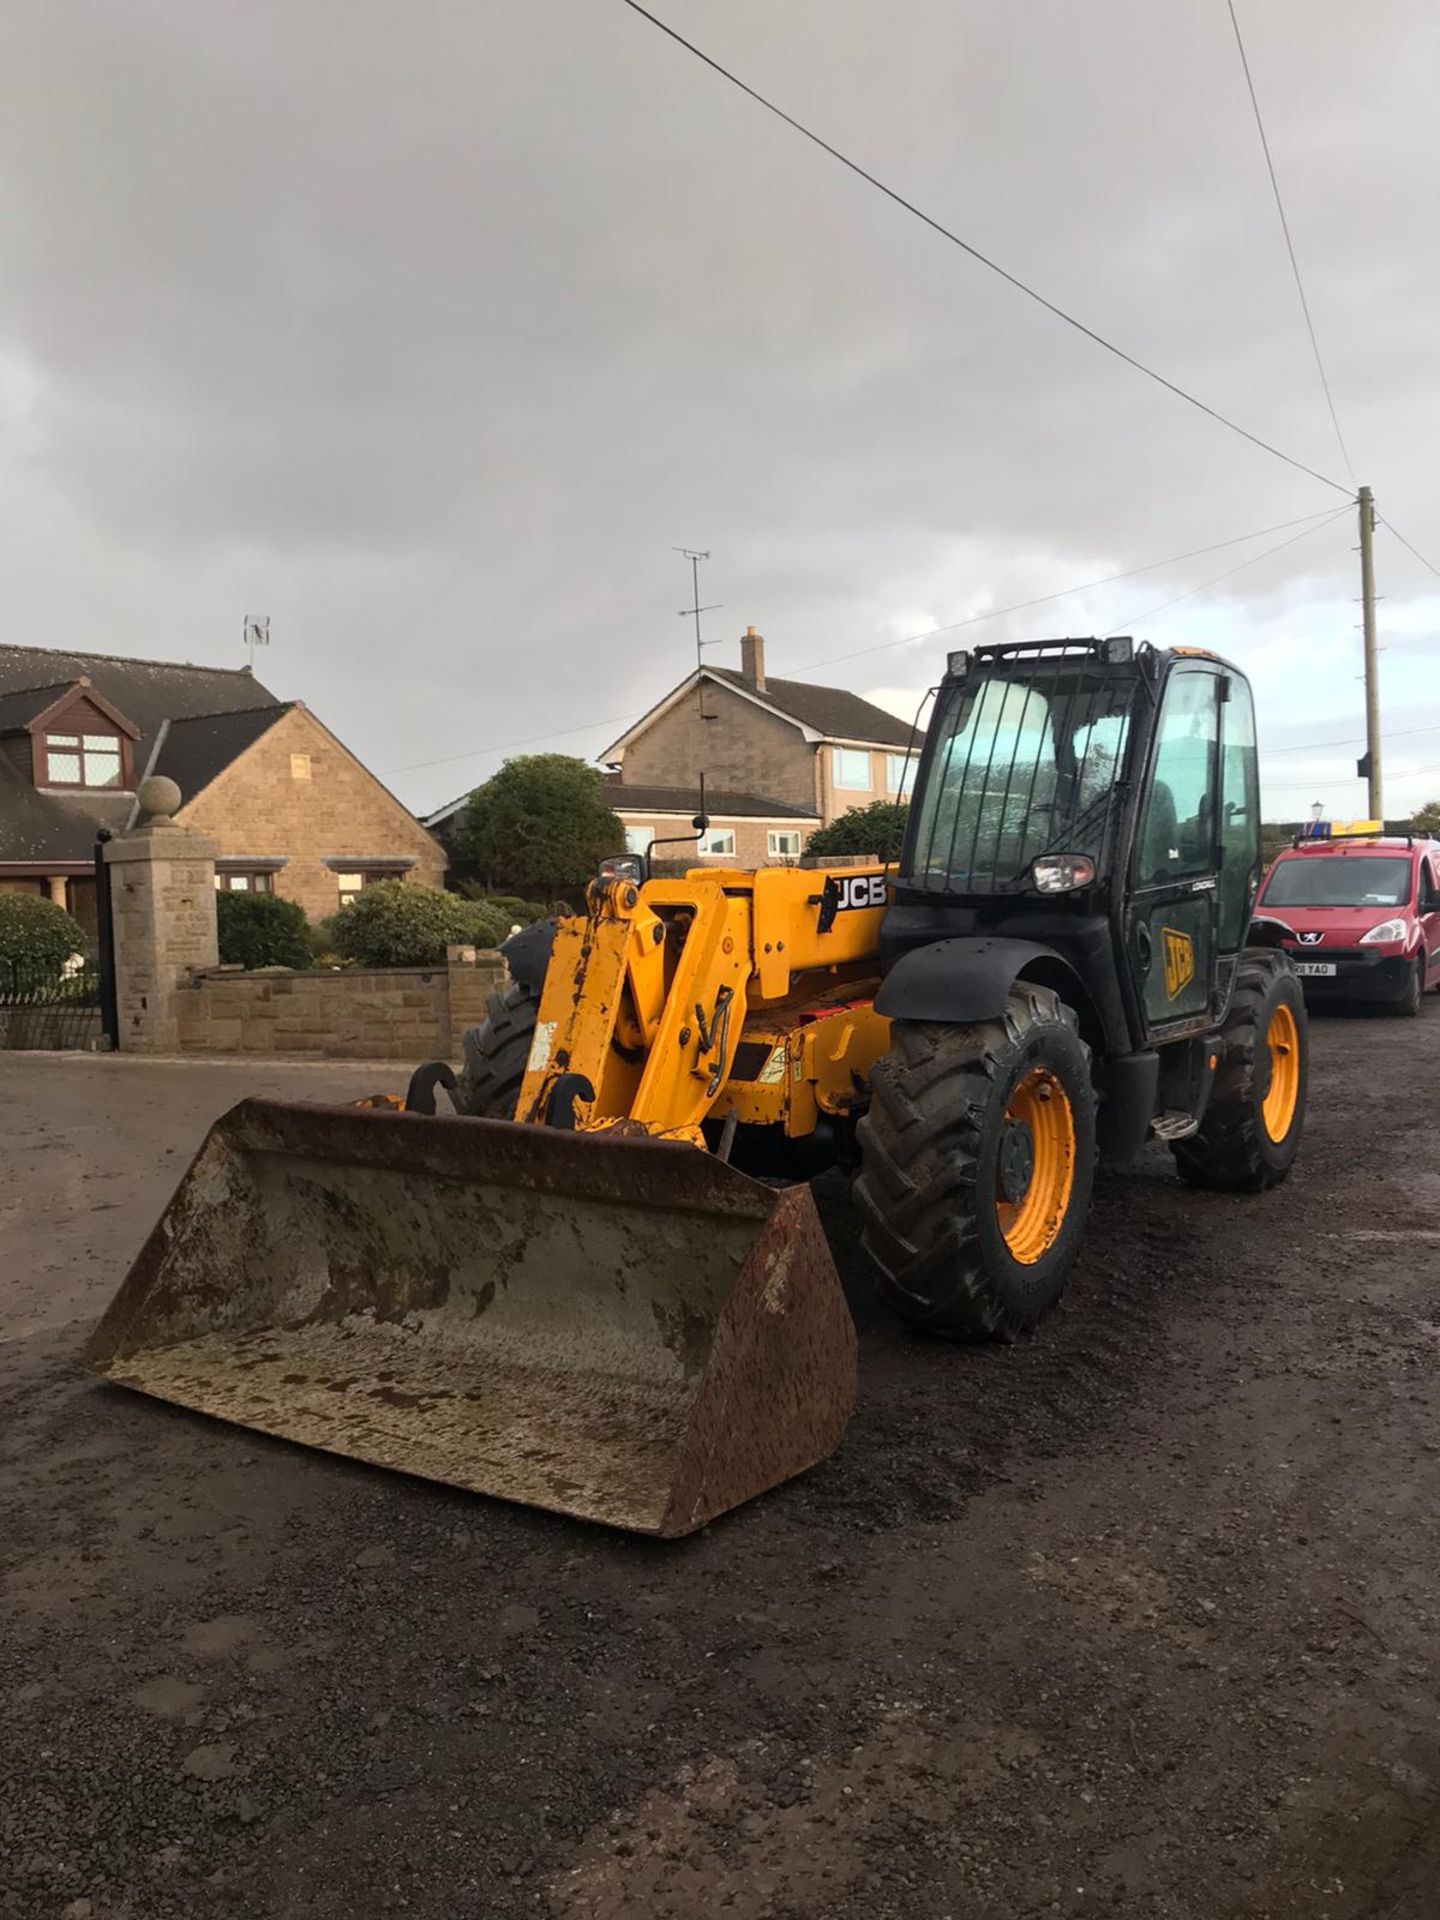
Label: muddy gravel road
xmin=3 ymin=1017 xmax=1439 ymax=1920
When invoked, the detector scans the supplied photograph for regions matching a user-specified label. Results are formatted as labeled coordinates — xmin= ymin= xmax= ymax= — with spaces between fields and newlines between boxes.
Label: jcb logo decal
xmin=1161 ymin=927 xmax=1194 ymax=1000
xmin=835 ymin=874 xmax=887 ymax=912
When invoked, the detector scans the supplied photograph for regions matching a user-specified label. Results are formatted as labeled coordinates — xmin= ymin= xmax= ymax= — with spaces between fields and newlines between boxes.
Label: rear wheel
xmin=454 ymin=980 xmax=539 ymax=1119
xmin=1172 ymin=950 xmax=1306 ymax=1191
xmin=854 ymin=982 xmax=1096 ymax=1340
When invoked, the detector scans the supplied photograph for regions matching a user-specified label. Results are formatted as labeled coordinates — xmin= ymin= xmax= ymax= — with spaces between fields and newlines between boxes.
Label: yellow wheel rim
xmin=1261 ymin=1002 xmax=1300 ymax=1142
xmin=996 ymin=1067 xmax=1077 ymax=1266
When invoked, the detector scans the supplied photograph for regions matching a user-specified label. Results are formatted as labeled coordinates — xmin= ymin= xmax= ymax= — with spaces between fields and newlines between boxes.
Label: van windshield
xmin=1263 ymin=854 xmax=1411 ymax=909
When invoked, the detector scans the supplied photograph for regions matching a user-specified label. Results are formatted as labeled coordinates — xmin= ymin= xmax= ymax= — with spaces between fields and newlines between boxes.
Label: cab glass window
xmin=1135 ymin=671 xmax=1221 ymax=885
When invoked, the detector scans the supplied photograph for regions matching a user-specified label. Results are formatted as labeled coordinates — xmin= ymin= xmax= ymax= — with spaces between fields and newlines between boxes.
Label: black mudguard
xmin=874 ymin=936 xmax=1084 ymax=1026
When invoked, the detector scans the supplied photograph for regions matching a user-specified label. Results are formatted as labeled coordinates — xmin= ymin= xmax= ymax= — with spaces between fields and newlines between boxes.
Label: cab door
xmin=1127 ymin=665 xmax=1223 ymax=1036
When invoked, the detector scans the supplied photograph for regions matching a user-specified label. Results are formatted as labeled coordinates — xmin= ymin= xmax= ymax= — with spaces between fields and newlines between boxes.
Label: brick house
xmin=0 ymin=643 xmax=443 ymax=930
xmin=599 ymin=628 xmax=918 ymax=854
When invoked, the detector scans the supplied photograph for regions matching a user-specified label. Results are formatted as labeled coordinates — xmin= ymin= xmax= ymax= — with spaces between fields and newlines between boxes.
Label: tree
xmin=1408 ymin=799 xmax=1440 ymax=837
xmin=216 ymin=891 xmax=312 ymax=970
xmin=454 ymin=755 xmax=625 ymax=894
xmin=804 ymin=800 xmax=909 ymax=863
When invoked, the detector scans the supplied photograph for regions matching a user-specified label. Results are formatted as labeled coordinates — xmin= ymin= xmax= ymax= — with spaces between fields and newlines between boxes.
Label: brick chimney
xmin=740 ymin=625 xmax=766 ymax=692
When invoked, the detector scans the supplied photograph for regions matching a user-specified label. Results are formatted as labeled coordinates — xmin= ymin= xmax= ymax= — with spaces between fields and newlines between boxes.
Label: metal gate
xmin=0 ymin=954 xmax=103 ymax=1050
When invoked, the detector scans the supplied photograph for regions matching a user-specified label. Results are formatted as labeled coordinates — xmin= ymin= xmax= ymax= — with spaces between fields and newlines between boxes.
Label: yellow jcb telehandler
xmin=88 ymin=639 xmax=1308 ymax=1535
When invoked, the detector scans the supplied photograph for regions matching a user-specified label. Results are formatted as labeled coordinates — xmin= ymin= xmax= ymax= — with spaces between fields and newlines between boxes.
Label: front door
xmin=1420 ymin=852 xmax=1440 ymax=988
xmin=1128 ymin=665 xmax=1223 ymax=1036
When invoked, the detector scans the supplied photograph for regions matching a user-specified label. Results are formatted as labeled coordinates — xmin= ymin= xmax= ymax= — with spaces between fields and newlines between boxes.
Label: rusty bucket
xmin=84 ymin=1101 xmax=856 ymax=1536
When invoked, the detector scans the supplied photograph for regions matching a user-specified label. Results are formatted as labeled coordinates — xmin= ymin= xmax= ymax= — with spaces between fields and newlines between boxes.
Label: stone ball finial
xmin=137 ymin=774 xmax=182 ymax=823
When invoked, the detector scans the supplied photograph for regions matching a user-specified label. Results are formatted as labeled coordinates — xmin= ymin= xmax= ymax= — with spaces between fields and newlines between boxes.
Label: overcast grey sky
xmin=2 ymin=0 xmax=1437 ymax=819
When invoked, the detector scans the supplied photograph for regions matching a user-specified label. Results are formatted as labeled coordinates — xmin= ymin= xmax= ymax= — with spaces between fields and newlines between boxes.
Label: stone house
xmin=0 ymin=643 xmax=443 ymax=930
xmin=599 ymin=627 xmax=918 ymax=859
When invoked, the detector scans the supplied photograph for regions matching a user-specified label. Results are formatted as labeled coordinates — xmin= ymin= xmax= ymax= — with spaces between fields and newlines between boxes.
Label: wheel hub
xmin=999 ymin=1120 xmax=1035 ymax=1204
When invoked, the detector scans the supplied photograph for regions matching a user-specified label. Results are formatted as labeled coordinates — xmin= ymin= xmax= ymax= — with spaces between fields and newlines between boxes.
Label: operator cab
xmin=887 ymin=637 xmax=1262 ymax=1052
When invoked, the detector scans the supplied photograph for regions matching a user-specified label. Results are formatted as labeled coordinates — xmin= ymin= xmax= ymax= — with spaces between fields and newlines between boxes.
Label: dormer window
xmin=44 ymin=730 xmax=123 ymax=789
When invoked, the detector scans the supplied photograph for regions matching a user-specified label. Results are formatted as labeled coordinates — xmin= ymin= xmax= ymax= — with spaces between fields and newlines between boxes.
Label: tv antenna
xmin=675 ymin=547 xmax=721 ymax=721
xmin=243 ymin=614 xmax=270 ymax=676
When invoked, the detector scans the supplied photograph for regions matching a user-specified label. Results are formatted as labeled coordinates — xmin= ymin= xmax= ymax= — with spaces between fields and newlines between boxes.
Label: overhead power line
xmin=1226 ymin=0 xmax=1355 ymax=484
xmin=385 ymin=509 xmax=1347 ymax=780
xmin=1263 ymin=720 xmax=1440 ymax=756
xmin=1105 ymin=504 xmax=1350 ymax=633
xmin=782 ymin=508 xmax=1340 ymax=676
xmin=614 ymin=0 xmax=1351 ymax=498
xmin=1379 ymin=517 xmax=1440 ymax=581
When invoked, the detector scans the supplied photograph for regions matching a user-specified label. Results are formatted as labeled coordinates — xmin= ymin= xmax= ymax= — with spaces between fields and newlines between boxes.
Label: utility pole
xmin=1357 ymin=486 xmax=1382 ymax=820
xmin=675 ymin=548 xmax=721 ymax=722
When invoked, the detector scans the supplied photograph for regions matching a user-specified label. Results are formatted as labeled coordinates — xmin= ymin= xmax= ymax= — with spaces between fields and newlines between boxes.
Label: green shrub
xmin=322 ymin=881 xmax=513 ymax=968
xmin=453 ymin=881 xmax=549 ymax=925
xmin=804 ymin=800 xmax=909 ymax=862
xmin=216 ymin=890 xmax=312 ymax=971
xmin=0 ymin=894 xmax=87 ymax=977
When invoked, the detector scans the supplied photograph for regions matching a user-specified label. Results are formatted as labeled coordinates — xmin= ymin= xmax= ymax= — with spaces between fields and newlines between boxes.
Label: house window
xmin=214 ymin=871 xmax=274 ymax=894
xmin=832 ymin=747 xmax=870 ymax=790
xmin=336 ymin=871 xmax=373 ymax=905
xmin=624 ymin=826 xmax=652 ymax=855
xmin=886 ymin=754 xmax=916 ymax=795
xmin=44 ymin=731 xmax=123 ymax=789
xmin=699 ymin=828 xmax=736 ymax=856
xmin=290 ymin=753 xmax=312 ymax=781
xmin=767 ymin=829 xmax=802 ymax=860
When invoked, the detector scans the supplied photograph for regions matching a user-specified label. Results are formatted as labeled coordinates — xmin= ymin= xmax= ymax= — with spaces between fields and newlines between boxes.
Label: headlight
xmin=1033 ymin=853 xmax=1096 ymax=893
xmin=1359 ymin=918 xmax=1407 ymax=945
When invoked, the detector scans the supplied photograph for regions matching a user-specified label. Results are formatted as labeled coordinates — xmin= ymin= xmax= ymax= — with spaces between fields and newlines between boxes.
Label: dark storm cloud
xmin=1 ymin=0 xmax=1436 ymax=816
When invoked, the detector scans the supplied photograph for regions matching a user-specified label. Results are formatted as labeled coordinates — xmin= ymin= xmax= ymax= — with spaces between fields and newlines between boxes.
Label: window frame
xmin=767 ymin=828 xmax=803 ymax=860
xmin=885 ymin=753 xmax=916 ymax=795
xmin=41 ymin=728 xmax=126 ymax=791
xmin=832 ymin=747 xmax=871 ymax=791
xmin=214 ymin=870 xmax=276 ymax=894
xmin=698 ymin=827 xmax=737 ymax=857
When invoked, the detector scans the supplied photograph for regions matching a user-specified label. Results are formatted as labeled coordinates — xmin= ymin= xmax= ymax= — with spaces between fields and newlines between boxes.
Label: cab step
xmin=1149 ymin=1110 xmax=1200 ymax=1142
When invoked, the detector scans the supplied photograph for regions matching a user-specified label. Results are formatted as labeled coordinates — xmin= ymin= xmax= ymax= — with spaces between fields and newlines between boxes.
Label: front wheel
xmin=1395 ymin=955 xmax=1425 ymax=1018
xmin=854 ymin=983 xmax=1097 ymax=1340
xmin=1172 ymin=950 xmax=1306 ymax=1191
xmin=453 ymin=979 xmax=540 ymax=1119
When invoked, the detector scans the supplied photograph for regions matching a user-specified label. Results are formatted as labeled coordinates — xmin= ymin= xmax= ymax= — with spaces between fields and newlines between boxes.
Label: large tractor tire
xmin=854 ymin=982 xmax=1097 ymax=1340
xmin=1172 ymin=949 xmax=1306 ymax=1191
xmin=454 ymin=980 xmax=539 ymax=1120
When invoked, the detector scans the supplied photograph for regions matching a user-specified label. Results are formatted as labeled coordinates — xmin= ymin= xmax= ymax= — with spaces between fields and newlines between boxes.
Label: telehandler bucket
xmin=84 ymin=1100 xmax=857 ymax=1536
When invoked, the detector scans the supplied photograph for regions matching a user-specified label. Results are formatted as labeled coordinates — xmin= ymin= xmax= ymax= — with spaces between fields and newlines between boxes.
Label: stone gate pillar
xmin=104 ymin=776 xmax=218 ymax=1053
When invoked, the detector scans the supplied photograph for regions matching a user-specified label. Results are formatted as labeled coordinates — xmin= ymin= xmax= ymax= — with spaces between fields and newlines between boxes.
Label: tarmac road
xmin=2 ymin=1011 xmax=1439 ymax=1920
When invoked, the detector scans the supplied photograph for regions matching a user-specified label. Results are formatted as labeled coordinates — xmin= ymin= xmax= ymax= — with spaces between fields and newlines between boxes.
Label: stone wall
xmin=177 ymin=705 xmax=446 ymax=921
xmin=173 ymin=951 xmax=506 ymax=1061
xmin=106 ymin=819 xmax=220 ymax=1052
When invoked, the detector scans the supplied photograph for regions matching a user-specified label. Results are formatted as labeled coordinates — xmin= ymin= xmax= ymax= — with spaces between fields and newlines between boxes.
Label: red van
xmin=1257 ymin=833 xmax=1440 ymax=1015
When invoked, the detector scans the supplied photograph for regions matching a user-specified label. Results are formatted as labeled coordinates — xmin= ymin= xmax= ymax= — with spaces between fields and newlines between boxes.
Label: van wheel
xmin=1396 ymin=956 xmax=1424 ymax=1018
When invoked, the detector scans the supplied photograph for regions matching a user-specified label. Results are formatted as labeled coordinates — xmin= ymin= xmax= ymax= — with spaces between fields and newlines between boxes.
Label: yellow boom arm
xmin=518 ymin=863 xmax=893 ymax=1145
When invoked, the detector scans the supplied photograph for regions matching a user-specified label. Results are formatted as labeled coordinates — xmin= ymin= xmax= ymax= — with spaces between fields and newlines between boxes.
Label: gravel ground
xmin=2 ymin=1017 xmax=1438 ymax=1920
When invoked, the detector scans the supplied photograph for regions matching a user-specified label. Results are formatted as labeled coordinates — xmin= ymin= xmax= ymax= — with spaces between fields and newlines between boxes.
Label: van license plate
xmin=1294 ymin=961 xmax=1337 ymax=977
